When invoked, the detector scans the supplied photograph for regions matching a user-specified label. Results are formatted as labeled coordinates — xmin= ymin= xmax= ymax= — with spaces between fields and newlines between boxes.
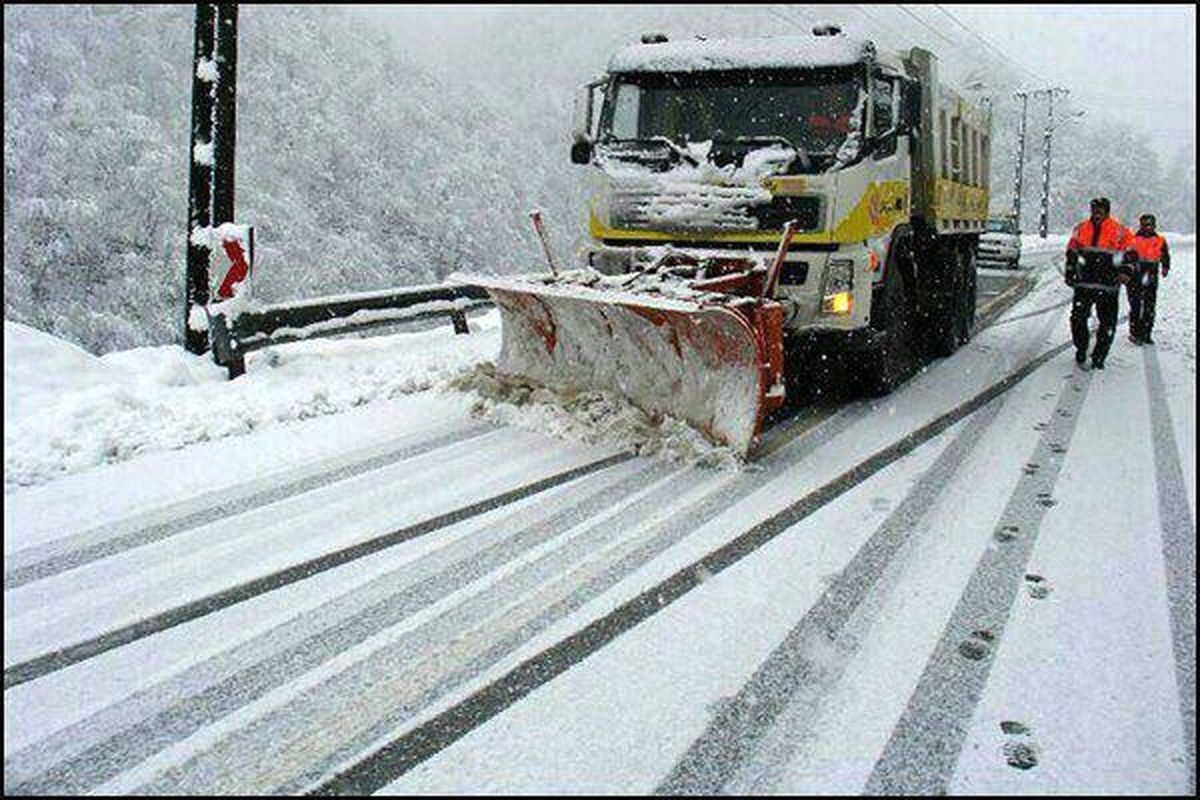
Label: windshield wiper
xmin=641 ymin=136 xmax=701 ymax=167
xmin=726 ymin=135 xmax=812 ymax=172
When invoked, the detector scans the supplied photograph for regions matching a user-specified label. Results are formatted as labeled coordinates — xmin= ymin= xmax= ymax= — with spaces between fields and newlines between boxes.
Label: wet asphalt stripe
xmin=1 ymin=451 xmax=631 ymax=692
xmin=863 ymin=363 xmax=1093 ymax=795
xmin=1143 ymin=347 xmax=1196 ymax=794
xmin=657 ymin=395 xmax=1008 ymax=794
xmin=310 ymin=338 xmax=1079 ymax=796
xmin=3 ymin=424 xmax=496 ymax=591
xmin=975 ymin=275 xmax=1038 ymax=329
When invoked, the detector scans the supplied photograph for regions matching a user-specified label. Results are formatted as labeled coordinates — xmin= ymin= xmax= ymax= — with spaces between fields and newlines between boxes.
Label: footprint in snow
xmin=994 ymin=524 xmax=1020 ymax=543
xmin=1003 ymin=739 xmax=1040 ymax=770
xmin=958 ymin=629 xmax=996 ymax=661
xmin=1022 ymin=462 xmax=1041 ymax=475
xmin=1035 ymin=492 xmax=1057 ymax=508
xmin=1033 ymin=421 xmax=1049 ymax=432
xmin=1048 ymin=442 xmax=1067 ymax=454
xmin=999 ymin=720 xmax=1040 ymax=770
xmin=1023 ymin=573 xmax=1052 ymax=600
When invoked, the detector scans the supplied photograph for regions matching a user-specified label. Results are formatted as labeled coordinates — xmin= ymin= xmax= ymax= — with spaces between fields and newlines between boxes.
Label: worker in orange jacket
xmin=1126 ymin=213 xmax=1172 ymax=345
xmin=1064 ymin=197 xmax=1136 ymax=369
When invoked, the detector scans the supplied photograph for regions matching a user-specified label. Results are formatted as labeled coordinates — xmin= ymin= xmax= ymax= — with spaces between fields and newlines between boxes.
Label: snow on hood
xmin=608 ymin=34 xmax=872 ymax=74
xmin=596 ymin=141 xmax=795 ymax=232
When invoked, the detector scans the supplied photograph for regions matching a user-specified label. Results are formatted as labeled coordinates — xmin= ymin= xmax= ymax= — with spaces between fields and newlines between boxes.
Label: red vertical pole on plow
xmin=529 ymin=210 xmax=561 ymax=276
xmin=759 ymin=220 xmax=800 ymax=304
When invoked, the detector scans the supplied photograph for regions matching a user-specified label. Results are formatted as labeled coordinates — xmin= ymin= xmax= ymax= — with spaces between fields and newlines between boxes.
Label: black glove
xmin=1064 ymin=267 xmax=1077 ymax=287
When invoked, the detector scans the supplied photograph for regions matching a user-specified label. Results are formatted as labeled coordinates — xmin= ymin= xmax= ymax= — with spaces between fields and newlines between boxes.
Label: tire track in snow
xmin=3 ymin=423 xmax=496 ymax=590
xmin=988 ymin=298 xmax=1072 ymax=328
xmin=311 ymin=336 xmax=1083 ymax=795
xmin=105 ymin=404 xmax=858 ymax=794
xmin=1143 ymin=347 xmax=1196 ymax=794
xmin=7 ymin=387 xmax=856 ymax=795
xmin=655 ymin=296 xmax=1065 ymax=794
xmin=863 ymin=362 xmax=1093 ymax=794
xmin=3 ymin=458 xmax=669 ymax=794
xmin=2 ymin=451 xmax=631 ymax=691
xmin=657 ymin=399 xmax=1006 ymax=794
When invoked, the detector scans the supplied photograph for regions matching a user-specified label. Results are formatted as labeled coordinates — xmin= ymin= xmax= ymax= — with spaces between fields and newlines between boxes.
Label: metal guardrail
xmin=209 ymin=284 xmax=493 ymax=379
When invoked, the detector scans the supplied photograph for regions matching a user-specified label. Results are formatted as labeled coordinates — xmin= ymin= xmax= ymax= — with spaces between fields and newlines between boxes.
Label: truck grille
xmin=611 ymin=183 xmax=822 ymax=235
xmin=611 ymin=182 xmax=765 ymax=232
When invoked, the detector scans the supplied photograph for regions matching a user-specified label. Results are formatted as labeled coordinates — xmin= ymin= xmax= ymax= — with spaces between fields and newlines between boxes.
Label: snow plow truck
xmin=458 ymin=26 xmax=991 ymax=457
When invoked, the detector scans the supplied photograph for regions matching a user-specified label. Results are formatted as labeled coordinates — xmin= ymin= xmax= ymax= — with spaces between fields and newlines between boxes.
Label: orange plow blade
xmin=457 ymin=274 xmax=785 ymax=457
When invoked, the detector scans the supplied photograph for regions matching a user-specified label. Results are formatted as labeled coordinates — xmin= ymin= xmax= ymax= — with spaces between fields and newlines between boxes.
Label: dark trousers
xmin=1071 ymin=286 xmax=1119 ymax=363
xmin=1126 ymin=270 xmax=1159 ymax=340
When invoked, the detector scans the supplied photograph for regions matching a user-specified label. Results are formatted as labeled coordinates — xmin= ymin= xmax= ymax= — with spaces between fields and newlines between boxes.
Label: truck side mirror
xmin=570 ymin=140 xmax=593 ymax=164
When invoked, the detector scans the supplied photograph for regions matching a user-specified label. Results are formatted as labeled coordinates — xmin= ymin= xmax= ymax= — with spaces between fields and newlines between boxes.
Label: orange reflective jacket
xmin=1066 ymin=216 xmax=1133 ymax=256
xmin=1130 ymin=233 xmax=1167 ymax=263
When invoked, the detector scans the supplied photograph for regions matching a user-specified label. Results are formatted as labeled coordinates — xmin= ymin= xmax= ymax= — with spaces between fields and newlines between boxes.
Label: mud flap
xmin=463 ymin=276 xmax=775 ymax=456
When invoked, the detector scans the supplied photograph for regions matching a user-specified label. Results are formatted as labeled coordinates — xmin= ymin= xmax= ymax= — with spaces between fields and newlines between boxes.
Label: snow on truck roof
xmin=607 ymin=34 xmax=874 ymax=74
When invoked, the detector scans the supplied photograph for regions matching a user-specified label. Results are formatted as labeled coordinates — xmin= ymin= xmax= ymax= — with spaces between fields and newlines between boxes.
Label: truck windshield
xmin=986 ymin=219 xmax=1016 ymax=234
xmin=600 ymin=68 xmax=864 ymax=169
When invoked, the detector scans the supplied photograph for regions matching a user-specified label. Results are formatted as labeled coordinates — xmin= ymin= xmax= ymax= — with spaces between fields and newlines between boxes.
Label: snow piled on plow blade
xmin=458 ymin=274 xmax=768 ymax=457
xmin=449 ymin=362 xmax=744 ymax=469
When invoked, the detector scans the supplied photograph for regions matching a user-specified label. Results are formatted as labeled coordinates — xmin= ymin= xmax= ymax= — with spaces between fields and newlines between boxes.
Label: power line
xmin=894 ymin=4 xmax=961 ymax=50
xmin=931 ymin=5 xmax=1048 ymax=85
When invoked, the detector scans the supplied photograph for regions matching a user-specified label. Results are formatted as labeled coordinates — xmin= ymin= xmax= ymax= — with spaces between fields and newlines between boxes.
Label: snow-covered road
xmin=4 ymin=240 xmax=1194 ymax=795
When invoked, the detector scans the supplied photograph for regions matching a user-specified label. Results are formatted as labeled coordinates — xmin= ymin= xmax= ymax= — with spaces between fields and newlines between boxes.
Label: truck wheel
xmin=862 ymin=259 xmax=916 ymax=396
xmin=957 ymin=245 xmax=977 ymax=345
xmin=926 ymin=244 xmax=962 ymax=358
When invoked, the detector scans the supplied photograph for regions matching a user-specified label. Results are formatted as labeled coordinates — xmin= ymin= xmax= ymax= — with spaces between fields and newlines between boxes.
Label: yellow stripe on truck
xmin=932 ymin=179 xmax=988 ymax=221
xmin=591 ymin=180 xmax=912 ymax=246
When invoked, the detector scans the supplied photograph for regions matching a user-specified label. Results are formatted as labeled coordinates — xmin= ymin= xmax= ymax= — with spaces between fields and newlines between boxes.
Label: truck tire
xmin=925 ymin=242 xmax=963 ymax=358
xmin=861 ymin=258 xmax=916 ymax=396
xmin=957 ymin=244 xmax=977 ymax=345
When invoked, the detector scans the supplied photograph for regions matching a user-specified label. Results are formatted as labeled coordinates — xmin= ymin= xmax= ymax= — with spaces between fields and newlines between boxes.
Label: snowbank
xmin=3 ymin=316 xmax=501 ymax=491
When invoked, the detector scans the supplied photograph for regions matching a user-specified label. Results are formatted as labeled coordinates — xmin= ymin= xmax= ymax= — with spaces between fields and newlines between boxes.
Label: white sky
xmin=363 ymin=4 xmax=1195 ymax=157
xmin=945 ymin=4 xmax=1195 ymax=155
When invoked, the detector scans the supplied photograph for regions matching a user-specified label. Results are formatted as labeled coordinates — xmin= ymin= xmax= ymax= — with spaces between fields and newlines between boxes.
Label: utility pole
xmin=1035 ymin=87 xmax=1070 ymax=239
xmin=184 ymin=3 xmax=239 ymax=356
xmin=212 ymin=5 xmax=238 ymax=228
xmin=1010 ymin=90 xmax=1029 ymax=229
xmin=185 ymin=3 xmax=217 ymax=354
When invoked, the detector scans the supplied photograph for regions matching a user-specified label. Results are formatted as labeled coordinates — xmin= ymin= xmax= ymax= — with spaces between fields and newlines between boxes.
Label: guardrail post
xmin=209 ymin=311 xmax=245 ymax=379
xmin=450 ymin=309 xmax=469 ymax=335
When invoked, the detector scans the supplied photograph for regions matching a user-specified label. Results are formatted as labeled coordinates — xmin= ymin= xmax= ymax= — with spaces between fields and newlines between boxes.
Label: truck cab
xmin=570 ymin=28 xmax=991 ymax=391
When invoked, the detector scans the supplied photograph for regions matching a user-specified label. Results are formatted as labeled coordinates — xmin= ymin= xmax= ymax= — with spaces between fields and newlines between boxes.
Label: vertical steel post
xmin=1038 ymin=88 xmax=1068 ymax=239
xmin=1011 ymin=90 xmax=1028 ymax=229
xmin=185 ymin=3 xmax=217 ymax=354
xmin=212 ymin=4 xmax=238 ymax=227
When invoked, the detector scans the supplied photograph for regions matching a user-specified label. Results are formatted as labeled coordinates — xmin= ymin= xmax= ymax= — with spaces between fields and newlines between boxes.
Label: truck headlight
xmin=822 ymin=258 xmax=854 ymax=315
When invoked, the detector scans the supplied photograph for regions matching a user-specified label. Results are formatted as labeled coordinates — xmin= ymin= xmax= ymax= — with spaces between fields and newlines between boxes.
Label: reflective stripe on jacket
xmin=1066 ymin=216 xmax=1135 ymax=286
